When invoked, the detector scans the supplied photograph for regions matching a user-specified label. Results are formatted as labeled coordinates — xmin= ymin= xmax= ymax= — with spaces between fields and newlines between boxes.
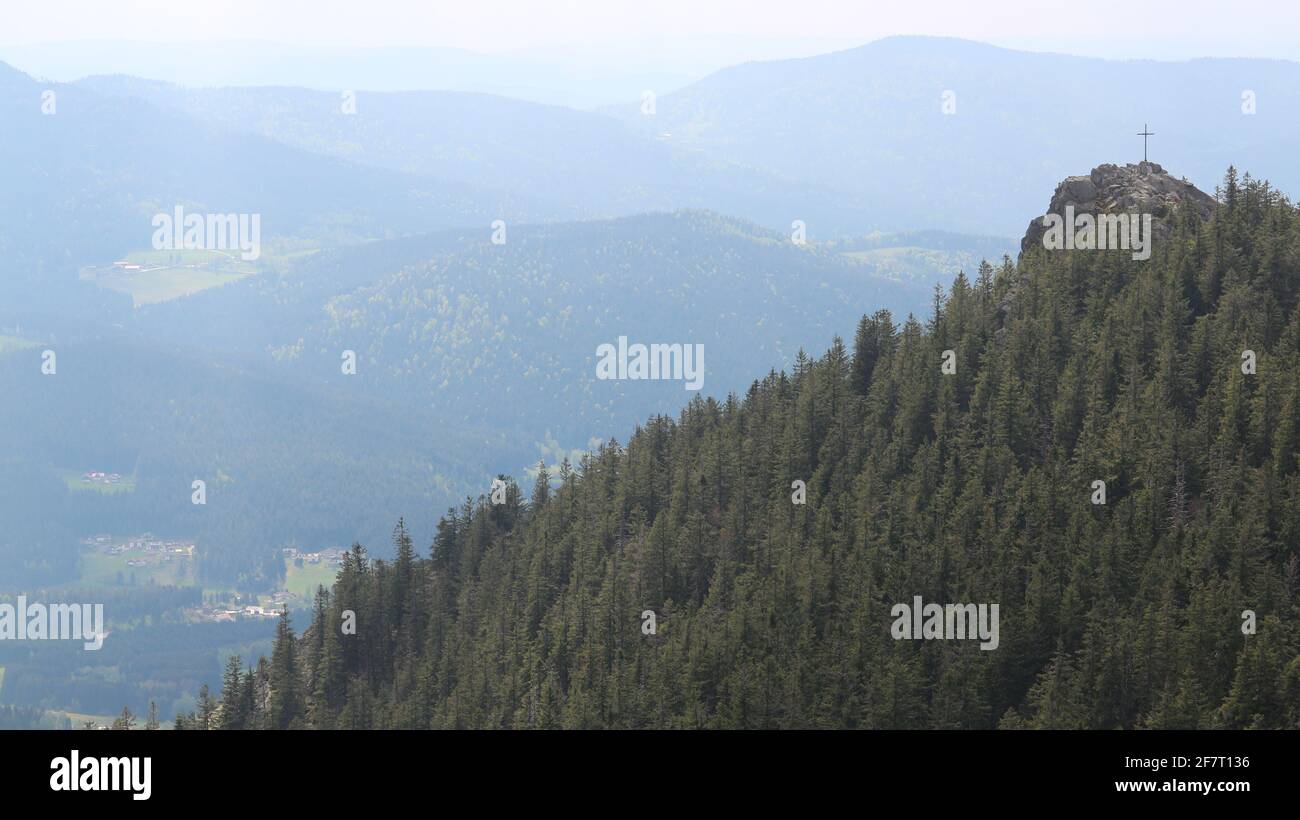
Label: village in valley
xmin=78 ymin=533 xmax=346 ymax=622
xmin=184 ymin=546 xmax=347 ymax=623
xmin=281 ymin=546 xmax=347 ymax=566
xmin=189 ymin=592 xmax=293 ymax=623
xmin=84 ymin=532 xmax=194 ymax=561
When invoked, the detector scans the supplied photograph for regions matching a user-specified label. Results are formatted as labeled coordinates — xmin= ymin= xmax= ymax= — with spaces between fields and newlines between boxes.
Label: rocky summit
xmin=1021 ymin=161 xmax=1218 ymax=255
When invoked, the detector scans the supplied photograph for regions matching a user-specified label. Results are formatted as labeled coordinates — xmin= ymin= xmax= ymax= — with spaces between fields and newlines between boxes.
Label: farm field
xmin=79 ymin=248 xmax=259 ymax=306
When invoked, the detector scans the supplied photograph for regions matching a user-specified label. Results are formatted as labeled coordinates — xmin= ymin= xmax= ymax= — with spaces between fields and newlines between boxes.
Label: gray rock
xmin=1021 ymin=162 xmax=1217 ymax=256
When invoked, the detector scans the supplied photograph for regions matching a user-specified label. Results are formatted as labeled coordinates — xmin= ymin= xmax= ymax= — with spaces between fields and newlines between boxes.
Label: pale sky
xmin=3 ymin=0 xmax=1298 ymax=62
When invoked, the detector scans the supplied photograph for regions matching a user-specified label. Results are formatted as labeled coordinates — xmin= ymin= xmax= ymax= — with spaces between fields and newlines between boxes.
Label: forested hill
xmin=184 ymin=168 xmax=1300 ymax=729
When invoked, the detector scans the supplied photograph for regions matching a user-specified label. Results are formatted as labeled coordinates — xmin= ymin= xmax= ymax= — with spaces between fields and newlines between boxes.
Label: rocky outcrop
xmin=1021 ymin=161 xmax=1217 ymax=255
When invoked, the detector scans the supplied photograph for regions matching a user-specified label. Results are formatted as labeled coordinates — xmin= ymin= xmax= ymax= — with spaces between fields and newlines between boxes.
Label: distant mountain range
xmin=0 ymin=60 xmax=555 ymax=318
xmin=13 ymin=34 xmax=1297 ymax=586
xmin=70 ymin=74 xmax=875 ymax=237
xmin=0 ymin=39 xmax=702 ymax=110
xmin=609 ymin=36 xmax=1300 ymax=235
xmin=13 ymin=35 xmax=1296 ymax=256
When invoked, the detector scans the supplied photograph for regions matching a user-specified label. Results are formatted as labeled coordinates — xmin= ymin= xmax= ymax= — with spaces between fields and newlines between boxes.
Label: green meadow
xmin=81 ymin=248 xmax=262 ymax=306
xmin=79 ymin=550 xmax=195 ymax=588
xmin=283 ymin=559 xmax=339 ymax=602
xmin=0 ymin=335 xmax=37 ymax=355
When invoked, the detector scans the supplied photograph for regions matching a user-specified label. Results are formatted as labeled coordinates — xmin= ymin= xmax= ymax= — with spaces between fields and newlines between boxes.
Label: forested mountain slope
xmin=189 ymin=169 xmax=1300 ymax=729
xmin=137 ymin=211 xmax=941 ymax=457
xmin=0 ymin=337 xmax=483 ymax=586
xmin=1 ymin=210 xmax=981 ymax=588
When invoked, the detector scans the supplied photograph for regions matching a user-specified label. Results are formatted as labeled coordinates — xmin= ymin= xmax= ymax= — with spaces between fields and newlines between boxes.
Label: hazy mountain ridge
xmin=611 ymin=36 xmax=1300 ymax=235
xmin=137 ymin=210 xmax=944 ymax=446
xmin=71 ymin=74 xmax=880 ymax=236
xmin=0 ymin=60 xmax=565 ymax=318
xmin=2 ymin=206 xmax=967 ymax=591
xmin=1 ymin=39 xmax=699 ymax=109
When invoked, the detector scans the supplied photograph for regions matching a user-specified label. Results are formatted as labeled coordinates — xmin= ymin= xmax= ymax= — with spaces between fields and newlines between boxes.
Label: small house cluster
xmin=80 ymin=471 xmax=126 ymax=486
xmin=282 ymin=546 xmax=346 ymax=566
xmin=83 ymin=533 xmax=194 ymax=558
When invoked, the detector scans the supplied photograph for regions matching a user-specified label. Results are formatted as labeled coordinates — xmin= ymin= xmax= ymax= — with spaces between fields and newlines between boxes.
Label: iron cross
xmin=1137 ymin=124 xmax=1154 ymax=162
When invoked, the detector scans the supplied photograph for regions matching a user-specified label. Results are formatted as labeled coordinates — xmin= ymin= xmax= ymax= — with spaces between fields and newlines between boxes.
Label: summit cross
xmin=1137 ymin=124 xmax=1154 ymax=162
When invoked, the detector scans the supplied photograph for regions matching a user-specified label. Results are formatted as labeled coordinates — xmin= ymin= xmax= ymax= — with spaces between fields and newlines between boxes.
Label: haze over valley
xmin=1 ymin=6 xmax=1297 ymax=735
